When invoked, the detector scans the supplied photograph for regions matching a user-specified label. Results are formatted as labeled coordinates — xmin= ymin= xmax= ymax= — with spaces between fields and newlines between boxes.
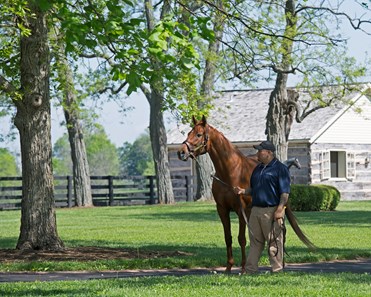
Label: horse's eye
xmin=196 ymin=133 xmax=202 ymax=138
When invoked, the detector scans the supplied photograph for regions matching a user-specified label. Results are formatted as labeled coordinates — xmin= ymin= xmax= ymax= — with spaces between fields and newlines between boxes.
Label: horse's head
xmin=177 ymin=115 xmax=209 ymax=161
xmin=293 ymin=158 xmax=302 ymax=169
xmin=283 ymin=157 xmax=302 ymax=170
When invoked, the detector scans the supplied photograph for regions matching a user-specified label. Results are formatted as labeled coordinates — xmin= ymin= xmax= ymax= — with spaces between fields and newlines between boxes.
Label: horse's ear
xmin=201 ymin=115 xmax=207 ymax=125
xmin=192 ymin=116 xmax=197 ymax=126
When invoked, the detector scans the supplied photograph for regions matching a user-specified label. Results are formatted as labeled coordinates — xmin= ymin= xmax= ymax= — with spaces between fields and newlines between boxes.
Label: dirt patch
xmin=0 ymin=247 xmax=193 ymax=262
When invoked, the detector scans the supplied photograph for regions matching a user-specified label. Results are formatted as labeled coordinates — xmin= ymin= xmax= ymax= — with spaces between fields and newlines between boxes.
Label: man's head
xmin=253 ymin=140 xmax=276 ymax=152
xmin=253 ymin=141 xmax=275 ymax=164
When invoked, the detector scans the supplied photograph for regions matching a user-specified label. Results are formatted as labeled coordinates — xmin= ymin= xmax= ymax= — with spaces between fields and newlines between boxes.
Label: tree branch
xmin=140 ymin=83 xmax=151 ymax=102
xmin=297 ymin=5 xmax=371 ymax=35
xmin=98 ymin=82 xmax=128 ymax=95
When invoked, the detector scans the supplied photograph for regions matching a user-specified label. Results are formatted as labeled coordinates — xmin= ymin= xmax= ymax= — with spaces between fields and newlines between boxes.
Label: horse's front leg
xmin=238 ymin=212 xmax=247 ymax=274
xmin=217 ymin=205 xmax=234 ymax=273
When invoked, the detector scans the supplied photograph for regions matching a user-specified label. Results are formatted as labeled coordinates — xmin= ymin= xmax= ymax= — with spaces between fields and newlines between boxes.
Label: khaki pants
xmin=246 ymin=206 xmax=285 ymax=273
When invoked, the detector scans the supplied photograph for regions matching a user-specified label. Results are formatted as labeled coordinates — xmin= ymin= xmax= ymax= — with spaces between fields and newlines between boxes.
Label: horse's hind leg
xmin=217 ymin=205 xmax=234 ymax=273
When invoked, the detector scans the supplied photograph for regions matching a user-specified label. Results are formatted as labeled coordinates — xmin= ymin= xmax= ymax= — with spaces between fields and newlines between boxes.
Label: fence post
xmin=108 ymin=176 xmax=114 ymax=206
xmin=186 ymin=175 xmax=192 ymax=202
xmin=67 ymin=175 xmax=73 ymax=208
xmin=149 ymin=176 xmax=155 ymax=204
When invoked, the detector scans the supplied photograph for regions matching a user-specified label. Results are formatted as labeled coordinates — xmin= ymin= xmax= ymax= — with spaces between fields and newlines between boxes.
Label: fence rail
xmin=0 ymin=175 xmax=196 ymax=210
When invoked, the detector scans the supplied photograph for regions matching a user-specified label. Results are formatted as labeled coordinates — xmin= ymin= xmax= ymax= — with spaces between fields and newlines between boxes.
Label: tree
xmin=0 ymin=1 xmax=64 ymax=250
xmin=146 ymin=1 xmax=224 ymax=201
xmin=265 ymin=1 xmax=369 ymax=161
xmin=85 ymin=125 xmax=120 ymax=176
xmin=53 ymin=125 xmax=120 ymax=177
xmin=192 ymin=0 xmax=225 ymax=201
xmin=57 ymin=0 xmax=212 ymax=204
xmin=172 ymin=0 xmax=370 ymax=198
xmin=0 ymin=148 xmax=18 ymax=177
xmin=0 ymin=148 xmax=19 ymax=190
xmin=216 ymin=0 xmax=370 ymax=160
xmin=118 ymin=131 xmax=154 ymax=176
xmin=53 ymin=136 xmax=72 ymax=176
xmin=52 ymin=31 xmax=93 ymax=207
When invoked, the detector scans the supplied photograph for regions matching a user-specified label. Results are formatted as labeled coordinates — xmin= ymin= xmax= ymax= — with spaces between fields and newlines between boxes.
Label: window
xmin=330 ymin=151 xmax=345 ymax=178
xmin=320 ymin=150 xmax=355 ymax=180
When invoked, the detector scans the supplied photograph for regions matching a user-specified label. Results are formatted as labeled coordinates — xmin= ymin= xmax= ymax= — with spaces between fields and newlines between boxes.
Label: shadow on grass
xmin=1 ymin=236 xmax=370 ymax=274
xmin=112 ymin=206 xmax=221 ymax=222
xmin=21 ymin=238 xmax=371 ymax=265
xmin=291 ymin=210 xmax=371 ymax=227
xmin=0 ymin=287 xmax=91 ymax=297
xmin=0 ymin=237 xmax=16 ymax=249
xmin=114 ymin=207 xmax=371 ymax=230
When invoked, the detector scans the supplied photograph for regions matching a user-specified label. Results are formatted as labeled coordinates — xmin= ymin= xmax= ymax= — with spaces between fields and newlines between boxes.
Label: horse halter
xmin=182 ymin=124 xmax=209 ymax=159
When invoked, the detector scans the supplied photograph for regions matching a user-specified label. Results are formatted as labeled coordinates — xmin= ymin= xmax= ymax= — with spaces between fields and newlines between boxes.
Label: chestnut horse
xmin=178 ymin=116 xmax=315 ymax=273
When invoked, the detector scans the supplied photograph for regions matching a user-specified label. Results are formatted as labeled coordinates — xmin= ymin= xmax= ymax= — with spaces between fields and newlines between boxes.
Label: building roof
xmin=167 ymin=85 xmax=371 ymax=145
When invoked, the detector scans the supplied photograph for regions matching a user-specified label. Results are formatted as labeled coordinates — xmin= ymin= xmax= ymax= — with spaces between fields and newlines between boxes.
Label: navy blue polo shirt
xmin=250 ymin=158 xmax=291 ymax=207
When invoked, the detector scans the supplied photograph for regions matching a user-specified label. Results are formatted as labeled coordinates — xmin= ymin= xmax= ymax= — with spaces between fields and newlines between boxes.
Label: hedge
xmin=289 ymin=184 xmax=341 ymax=211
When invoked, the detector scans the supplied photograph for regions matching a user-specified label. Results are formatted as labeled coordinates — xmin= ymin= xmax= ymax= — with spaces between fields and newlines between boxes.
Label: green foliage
xmin=118 ymin=131 xmax=154 ymax=176
xmin=52 ymin=136 xmax=72 ymax=175
xmin=147 ymin=17 xmax=204 ymax=73
xmin=84 ymin=125 xmax=120 ymax=176
xmin=56 ymin=0 xmax=213 ymax=97
xmin=52 ymin=0 xmax=217 ymax=129
xmin=0 ymin=148 xmax=18 ymax=176
xmin=289 ymin=184 xmax=341 ymax=211
xmin=52 ymin=124 xmax=120 ymax=176
xmin=165 ymin=71 xmax=213 ymax=124
xmin=0 ymin=0 xmax=32 ymax=94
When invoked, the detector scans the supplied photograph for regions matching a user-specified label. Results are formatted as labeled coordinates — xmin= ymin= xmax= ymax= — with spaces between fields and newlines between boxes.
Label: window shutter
xmin=321 ymin=151 xmax=330 ymax=180
xmin=346 ymin=152 xmax=356 ymax=180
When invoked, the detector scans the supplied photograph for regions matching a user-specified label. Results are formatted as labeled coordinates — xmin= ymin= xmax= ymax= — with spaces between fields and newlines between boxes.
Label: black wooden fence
xmin=0 ymin=175 xmax=196 ymax=210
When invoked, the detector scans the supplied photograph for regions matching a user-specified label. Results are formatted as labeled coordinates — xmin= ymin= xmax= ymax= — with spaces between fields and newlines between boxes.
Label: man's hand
xmin=233 ymin=186 xmax=245 ymax=195
xmin=274 ymin=205 xmax=286 ymax=221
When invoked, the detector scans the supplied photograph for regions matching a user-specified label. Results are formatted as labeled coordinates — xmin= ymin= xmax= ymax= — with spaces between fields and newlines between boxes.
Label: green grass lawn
xmin=0 ymin=273 xmax=370 ymax=297
xmin=0 ymin=200 xmax=370 ymax=272
xmin=0 ymin=201 xmax=370 ymax=296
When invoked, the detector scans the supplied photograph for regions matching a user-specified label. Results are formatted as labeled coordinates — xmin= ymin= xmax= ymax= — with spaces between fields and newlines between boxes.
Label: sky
xmin=51 ymin=91 xmax=151 ymax=146
xmin=1 ymin=2 xmax=371 ymax=157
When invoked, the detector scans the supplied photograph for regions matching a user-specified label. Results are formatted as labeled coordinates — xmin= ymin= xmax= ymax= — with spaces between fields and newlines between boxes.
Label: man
xmin=234 ymin=140 xmax=290 ymax=274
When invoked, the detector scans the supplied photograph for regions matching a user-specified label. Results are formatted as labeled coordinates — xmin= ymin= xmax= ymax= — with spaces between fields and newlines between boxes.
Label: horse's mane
xmin=207 ymin=124 xmax=258 ymax=162
xmin=208 ymin=124 xmax=255 ymax=162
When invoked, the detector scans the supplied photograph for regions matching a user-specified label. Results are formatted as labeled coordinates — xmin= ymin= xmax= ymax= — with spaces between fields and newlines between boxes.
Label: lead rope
xmin=268 ymin=218 xmax=288 ymax=267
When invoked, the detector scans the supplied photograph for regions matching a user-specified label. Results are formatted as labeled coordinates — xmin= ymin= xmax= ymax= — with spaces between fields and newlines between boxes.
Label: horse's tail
xmin=286 ymin=206 xmax=317 ymax=251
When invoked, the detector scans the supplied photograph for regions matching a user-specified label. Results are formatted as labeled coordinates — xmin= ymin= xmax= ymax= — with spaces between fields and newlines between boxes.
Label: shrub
xmin=289 ymin=184 xmax=340 ymax=211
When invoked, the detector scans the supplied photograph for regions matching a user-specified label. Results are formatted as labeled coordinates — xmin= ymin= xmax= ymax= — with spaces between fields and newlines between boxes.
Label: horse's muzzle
xmin=177 ymin=144 xmax=191 ymax=161
xmin=177 ymin=150 xmax=188 ymax=161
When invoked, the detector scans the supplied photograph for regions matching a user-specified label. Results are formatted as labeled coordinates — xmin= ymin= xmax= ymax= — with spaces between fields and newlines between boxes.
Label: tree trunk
xmin=14 ymin=3 xmax=64 ymax=250
xmin=266 ymin=0 xmax=297 ymax=162
xmin=266 ymin=76 xmax=289 ymax=161
xmin=195 ymin=0 xmax=224 ymax=201
xmin=195 ymin=155 xmax=214 ymax=201
xmin=148 ymin=90 xmax=175 ymax=204
xmin=143 ymin=0 xmax=174 ymax=204
xmin=56 ymin=44 xmax=93 ymax=207
xmin=64 ymin=105 xmax=93 ymax=207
